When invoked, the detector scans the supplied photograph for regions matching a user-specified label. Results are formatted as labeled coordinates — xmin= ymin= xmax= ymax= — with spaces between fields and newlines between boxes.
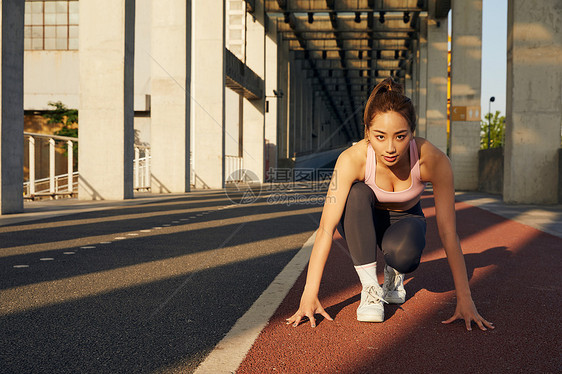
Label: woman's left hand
xmin=441 ymin=297 xmax=495 ymax=331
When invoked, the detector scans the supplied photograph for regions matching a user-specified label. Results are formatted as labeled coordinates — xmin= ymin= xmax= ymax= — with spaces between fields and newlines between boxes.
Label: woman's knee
xmin=384 ymin=247 xmax=422 ymax=273
xmin=381 ymin=218 xmax=426 ymax=273
xmin=346 ymin=182 xmax=375 ymax=209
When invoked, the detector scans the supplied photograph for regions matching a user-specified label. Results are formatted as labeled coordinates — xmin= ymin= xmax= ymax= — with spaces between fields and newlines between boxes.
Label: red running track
xmin=237 ymin=193 xmax=561 ymax=374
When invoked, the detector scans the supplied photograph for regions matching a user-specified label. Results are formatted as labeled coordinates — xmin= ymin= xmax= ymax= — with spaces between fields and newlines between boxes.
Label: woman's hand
xmin=286 ymin=289 xmax=333 ymax=328
xmin=442 ymin=297 xmax=494 ymax=331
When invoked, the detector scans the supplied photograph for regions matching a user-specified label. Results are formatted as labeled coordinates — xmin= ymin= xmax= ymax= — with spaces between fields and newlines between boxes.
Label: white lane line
xmin=189 ymin=216 xmax=196 ymax=219
xmin=180 ymin=218 xmax=188 ymax=221
xmin=172 ymin=221 xmax=180 ymax=223
xmin=40 ymin=258 xmax=55 ymax=261
xmin=153 ymin=227 xmax=162 ymax=230
xmin=140 ymin=230 xmax=151 ymax=233
xmin=81 ymin=246 xmax=96 ymax=249
xmin=100 ymin=242 xmax=111 ymax=244
xmin=128 ymin=233 xmax=139 ymax=236
xmin=13 ymin=265 xmax=29 ymax=268
xmin=193 ymin=231 xmax=317 ymax=374
xmin=163 ymin=224 xmax=171 ymax=227
xmin=115 ymin=237 xmax=127 ymax=240
xmin=63 ymin=252 xmax=75 ymax=255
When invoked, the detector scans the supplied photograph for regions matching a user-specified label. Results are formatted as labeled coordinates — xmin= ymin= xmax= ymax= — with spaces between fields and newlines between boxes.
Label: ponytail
xmin=363 ymin=78 xmax=416 ymax=139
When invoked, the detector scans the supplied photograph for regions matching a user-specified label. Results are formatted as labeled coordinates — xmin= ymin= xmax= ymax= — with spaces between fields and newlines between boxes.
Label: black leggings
xmin=336 ymin=181 xmax=426 ymax=273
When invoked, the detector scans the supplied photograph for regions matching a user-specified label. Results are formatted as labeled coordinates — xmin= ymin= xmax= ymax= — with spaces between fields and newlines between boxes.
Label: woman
xmin=287 ymin=78 xmax=494 ymax=331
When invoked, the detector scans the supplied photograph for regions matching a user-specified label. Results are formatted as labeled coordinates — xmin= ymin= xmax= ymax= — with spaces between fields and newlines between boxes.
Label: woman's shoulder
xmin=415 ymin=136 xmax=451 ymax=182
xmin=334 ymin=139 xmax=368 ymax=178
xmin=415 ymin=136 xmax=447 ymax=161
xmin=338 ymin=139 xmax=369 ymax=163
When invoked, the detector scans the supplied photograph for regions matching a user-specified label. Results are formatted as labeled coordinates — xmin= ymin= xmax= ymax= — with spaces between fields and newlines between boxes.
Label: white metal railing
xmin=23 ymin=171 xmax=79 ymax=197
xmin=134 ymin=145 xmax=151 ymax=191
xmin=190 ymin=151 xmax=195 ymax=187
xmin=24 ymin=132 xmax=151 ymax=199
xmin=225 ymin=155 xmax=243 ymax=183
xmin=24 ymin=132 xmax=77 ymax=199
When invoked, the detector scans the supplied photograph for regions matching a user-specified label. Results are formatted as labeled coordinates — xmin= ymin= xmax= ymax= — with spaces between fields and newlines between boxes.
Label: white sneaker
xmin=382 ymin=264 xmax=406 ymax=304
xmin=357 ymin=284 xmax=388 ymax=322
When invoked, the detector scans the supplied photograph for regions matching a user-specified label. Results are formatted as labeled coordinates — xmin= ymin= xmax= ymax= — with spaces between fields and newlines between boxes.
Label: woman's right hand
xmin=286 ymin=288 xmax=333 ymax=328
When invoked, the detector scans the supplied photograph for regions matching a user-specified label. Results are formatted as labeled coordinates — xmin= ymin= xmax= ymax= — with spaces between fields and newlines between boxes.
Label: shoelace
xmin=383 ymin=268 xmax=396 ymax=291
xmin=365 ymin=286 xmax=389 ymax=305
xmin=382 ymin=275 xmax=393 ymax=292
xmin=394 ymin=273 xmax=404 ymax=289
xmin=383 ymin=268 xmax=404 ymax=292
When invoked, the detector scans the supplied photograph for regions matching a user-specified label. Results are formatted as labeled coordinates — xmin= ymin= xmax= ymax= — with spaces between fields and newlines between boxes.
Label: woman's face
xmin=366 ymin=111 xmax=413 ymax=168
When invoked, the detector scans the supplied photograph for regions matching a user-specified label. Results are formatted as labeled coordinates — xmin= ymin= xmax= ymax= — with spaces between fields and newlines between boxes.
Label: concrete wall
xmin=134 ymin=0 xmax=151 ymax=100
xmin=478 ymin=147 xmax=503 ymax=195
xmin=503 ymin=0 xmax=562 ymax=204
xmin=288 ymin=51 xmax=296 ymax=158
xmin=24 ymin=0 xmax=151 ymax=112
xmin=191 ymin=0 xmax=225 ymax=189
xmin=78 ymin=0 xmax=135 ymax=200
xmin=277 ymin=39 xmax=290 ymax=161
xmin=559 ymin=149 xmax=562 ymax=204
xmin=224 ymin=87 xmax=241 ymax=157
xmin=24 ymin=0 xmax=152 ymax=160
xmin=449 ymin=0 xmax=482 ymax=191
xmin=264 ymin=15 xmax=278 ymax=172
xmin=558 ymin=148 xmax=562 ymax=204
xmin=24 ymin=51 xmax=79 ymax=110
xmin=425 ymin=17 xmax=448 ymax=152
xmin=149 ymin=0 xmax=191 ymax=193
xmin=242 ymin=1 xmax=265 ymax=182
xmin=417 ymin=16 xmax=428 ymax=138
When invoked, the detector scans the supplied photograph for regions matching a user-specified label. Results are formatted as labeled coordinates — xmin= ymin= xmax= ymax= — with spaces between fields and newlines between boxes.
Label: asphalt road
xmin=0 ymin=186 xmax=325 ymax=373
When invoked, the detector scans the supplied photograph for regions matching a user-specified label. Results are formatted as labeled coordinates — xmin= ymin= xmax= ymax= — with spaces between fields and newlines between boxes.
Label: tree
xmin=480 ymin=110 xmax=505 ymax=149
xmin=41 ymin=101 xmax=78 ymax=166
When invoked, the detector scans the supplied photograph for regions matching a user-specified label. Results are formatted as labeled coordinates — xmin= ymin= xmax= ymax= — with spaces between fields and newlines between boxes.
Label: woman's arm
xmin=286 ymin=151 xmax=358 ymax=328
xmin=422 ymin=142 xmax=494 ymax=331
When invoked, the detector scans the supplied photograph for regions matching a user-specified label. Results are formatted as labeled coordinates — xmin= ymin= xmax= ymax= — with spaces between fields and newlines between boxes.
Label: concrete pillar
xmin=0 ymin=1 xmax=24 ymax=214
xmin=504 ymin=0 xmax=562 ymax=203
xmin=243 ymin=2 xmax=265 ymax=182
xmin=449 ymin=0 xmax=482 ymax=190
xmin=289 ymin=54 xmax=296 ymax=158
xmin=418 ymin=17 xmax=428 ymax=138
xmin=306 ymin=83 xmax=313 ymax=152
xmin=426 ymin=17 xmax=448 ymax=153
xmin=150 ymin=0 xmax=191 ymax=193
xmin=302 ymin=70 xmax=308 ymax=151
xmin=317 ymin=102 xmax=326 ymax=151
xmin=301 ymin=70 xmax=310 ymax=152
xmin=79 ymin=0 xmax=135 ymax=200
xmin=410 ymin=38 xmax=418 ymax=121
xmin=192 ymin=0 xmax=225 ymax=189
xmin=404 ymin=76 xmax=410 ymax=98
xmin=265 ymin=16 xmax=278 ymax=172
xmin=315 ymin=100 xmax=322 ymax=151
xmin=224 ymin=88 xmax=240 ymax=157
xmin=295 ymin=61 xmax=303 ymax=154
xmin=300 ymin=63 xmax=306 ymax=153
xmin=277 ymin=40 xmax=290 ymax=161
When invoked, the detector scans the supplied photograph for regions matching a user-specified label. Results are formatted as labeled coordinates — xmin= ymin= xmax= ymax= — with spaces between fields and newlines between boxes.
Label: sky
xmin=449 ymin=0 xmax=508 ymax=119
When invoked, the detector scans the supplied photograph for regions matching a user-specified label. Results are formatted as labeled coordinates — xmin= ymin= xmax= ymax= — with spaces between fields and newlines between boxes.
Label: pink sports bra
xmin=364 ymin=139 xmax=426 ymax=211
